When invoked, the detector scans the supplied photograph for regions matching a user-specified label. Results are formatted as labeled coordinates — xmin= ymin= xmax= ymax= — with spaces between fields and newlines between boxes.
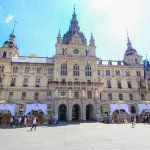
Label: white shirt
xmin=33 ymin=118 xmax=37 ymax=124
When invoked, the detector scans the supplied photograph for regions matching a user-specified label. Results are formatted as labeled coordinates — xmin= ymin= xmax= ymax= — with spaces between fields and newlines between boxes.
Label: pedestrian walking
xmin=10 ymin=117 xmax=13 ymax=127
xmin=31 ymin=117 xmax=37 ymax=131
xmin=131 ymin=116 xmax=135 ymax=128
xmin=24 ymin=116 xmax=28 ymax=127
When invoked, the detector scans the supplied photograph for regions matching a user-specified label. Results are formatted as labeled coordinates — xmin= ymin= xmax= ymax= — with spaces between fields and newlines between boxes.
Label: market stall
xmin=25 ymin=103 xmax=47 ymax=115
xmin=138 ymin=103 xmax=150 ymax=114
xmin=0 ymin=104 xmax=15 ymax=115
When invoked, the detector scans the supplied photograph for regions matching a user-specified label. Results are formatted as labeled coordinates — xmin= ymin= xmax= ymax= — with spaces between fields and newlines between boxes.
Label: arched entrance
xmin=58 ymin=104 xmax=67 ymax=121
xmin=130 ymin=106 xmax=136 ymax=114
xmin=86 ymin=104 xmax=93 ymax=120
xmin=72 ymin=104 xmax=80 ymax=121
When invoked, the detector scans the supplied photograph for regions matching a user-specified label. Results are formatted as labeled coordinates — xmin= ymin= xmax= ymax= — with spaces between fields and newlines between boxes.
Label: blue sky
xmin=0 ymin=0 xmax=150 ymax=60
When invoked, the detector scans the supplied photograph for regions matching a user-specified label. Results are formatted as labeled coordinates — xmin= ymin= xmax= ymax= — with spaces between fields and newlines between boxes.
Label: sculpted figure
xmin=68 ymin=89 xmax=72 ymax=98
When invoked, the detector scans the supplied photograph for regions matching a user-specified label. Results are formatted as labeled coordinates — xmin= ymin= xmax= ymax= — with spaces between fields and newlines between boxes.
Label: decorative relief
xmin=70 ymin=33 xmax=82 ymax=45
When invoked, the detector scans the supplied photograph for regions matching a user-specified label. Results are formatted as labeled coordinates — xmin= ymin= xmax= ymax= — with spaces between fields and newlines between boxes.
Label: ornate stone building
xmin=0 ymin=8 xmax=150 ymax=120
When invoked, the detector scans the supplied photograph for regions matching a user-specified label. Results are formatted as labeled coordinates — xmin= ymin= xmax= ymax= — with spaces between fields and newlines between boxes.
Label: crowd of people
xmin=9 ymin=115 xmax=33 ymax=127
xmin=102 ymin=112 xmax=150 ymax=124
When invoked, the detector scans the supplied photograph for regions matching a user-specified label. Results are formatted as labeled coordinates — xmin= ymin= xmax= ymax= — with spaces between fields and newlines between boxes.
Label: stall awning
xmin=110 ymin=103 xmax=130 ymax=115
xmin=0 ymin=104 xmax=15 ymax=115
xmin=138 ymin=104 xmax=150 ymax=114
xmin=25 ymin=103 xmax=47 ymax=115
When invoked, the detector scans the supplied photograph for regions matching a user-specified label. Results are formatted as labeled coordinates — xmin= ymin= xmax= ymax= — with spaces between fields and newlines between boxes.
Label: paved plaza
xmin=0 ymin=122 xmax=150 ymax=150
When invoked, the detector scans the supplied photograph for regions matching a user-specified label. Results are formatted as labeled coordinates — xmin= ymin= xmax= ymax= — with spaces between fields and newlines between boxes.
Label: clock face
xmin=73 ymin=49 xmax=79 ymax=54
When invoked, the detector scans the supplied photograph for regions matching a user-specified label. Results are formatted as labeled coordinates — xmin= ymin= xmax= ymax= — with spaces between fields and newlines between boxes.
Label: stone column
xmin=68 ymin=100 xmax=72 ymax=121
xmin=82 ymin=99 xmax=86 ymax=121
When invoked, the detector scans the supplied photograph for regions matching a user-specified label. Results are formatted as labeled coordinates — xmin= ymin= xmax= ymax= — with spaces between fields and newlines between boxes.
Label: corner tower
xmin=0 ymin=22 xmax=19 ymax=59
xmin=123 ymin=33 xmax=142 ymax=65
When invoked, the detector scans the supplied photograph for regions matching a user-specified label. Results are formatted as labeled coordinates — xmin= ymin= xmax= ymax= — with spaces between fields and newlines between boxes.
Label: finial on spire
xmin=58 ymin=29 xmax=61 ymax=36
xmin=74 ymin=3 xmax=76 ymax=14
xmin=126 ymin=29 xmax=132 ymax=49
xmin=12 ymin=21 xmax=18 ymax=35
xmin=126 ymin=29 xmax=130 ymax=44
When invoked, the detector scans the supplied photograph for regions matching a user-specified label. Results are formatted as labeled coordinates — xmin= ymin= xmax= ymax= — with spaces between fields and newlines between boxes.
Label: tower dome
xmin=62 ymin=6 xmax=87 ymax=45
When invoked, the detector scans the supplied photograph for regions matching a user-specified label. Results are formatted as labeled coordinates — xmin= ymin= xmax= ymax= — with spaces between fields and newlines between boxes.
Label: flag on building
xmin=143 ymin=59 xmax=150 ymax=80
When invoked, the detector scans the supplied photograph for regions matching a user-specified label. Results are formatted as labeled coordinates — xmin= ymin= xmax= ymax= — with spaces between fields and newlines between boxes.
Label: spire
xmin=89 ymin=32 xmax=95 ymax=46
xmin=73 ymin=3 xmax=76 ymax=15
xmin=57 ymin=29 xmax=62 ymax=43
xmin=69 ymin=4 xmax=80 ymax=32
xmin=127 ymin=30 xmax=132 ymax=50
xmin=10 ymin=21 xmax=17 ymax=40
xmin=124 ymin=30 xmax=137 ymax=57
xmin=3 ymin=21 xmax=18 ymax=49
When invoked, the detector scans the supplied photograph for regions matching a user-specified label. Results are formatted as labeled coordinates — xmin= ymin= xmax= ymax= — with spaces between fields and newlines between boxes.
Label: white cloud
xmin=5 ymin=14 xmax=14 ymax=23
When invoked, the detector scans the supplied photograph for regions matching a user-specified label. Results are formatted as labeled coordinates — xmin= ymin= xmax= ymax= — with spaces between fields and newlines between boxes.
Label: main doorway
xmin=72 ymin=104 xmax=80 ymax=121
xmin=58 ymin=104 xmax=67 ymax=121
xmin=86 ymin=104 xmax=93 ymax=121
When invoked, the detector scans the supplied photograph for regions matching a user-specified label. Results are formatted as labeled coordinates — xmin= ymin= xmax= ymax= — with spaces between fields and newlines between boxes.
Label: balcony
xmin=47 ymin=81 xmax=103 ymax=88
xmin=35 ymin=84 xmax=40 ymax=87
xmin=10 ymin=83 xmax=15 ymax=86
xmin=23 ymin=84 xmax=28 ymax=87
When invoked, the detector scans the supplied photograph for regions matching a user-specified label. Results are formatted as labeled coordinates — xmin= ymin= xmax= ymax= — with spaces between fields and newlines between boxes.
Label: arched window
xmin=61 ymin=64 xmax=67 ymax=76
xmin=73 ymin=64 xmax=79 ymax=76
xmin=85 ymin=65 xmax=92 ymax=76
xmin=130 ymin=106 xmax=136 ymax=114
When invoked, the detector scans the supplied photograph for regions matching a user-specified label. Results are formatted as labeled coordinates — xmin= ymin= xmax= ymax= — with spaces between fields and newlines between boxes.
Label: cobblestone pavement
xmin=0 ymin=122 xmax=150 ymax=150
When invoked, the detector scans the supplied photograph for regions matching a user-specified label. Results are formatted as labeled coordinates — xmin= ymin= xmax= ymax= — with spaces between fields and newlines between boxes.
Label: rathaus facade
xmin=0 ymin=8 xmax=150 ymax=121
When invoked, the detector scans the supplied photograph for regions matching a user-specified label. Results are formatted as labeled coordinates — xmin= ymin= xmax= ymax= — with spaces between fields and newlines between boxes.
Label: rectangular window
xmin=98 ymin=70 xmax=101 ymax=76
xmin=107 ymin=80 xmax=111 ymax=88
xmin=74 ymin=91 xmax=79 ymax=99
xmin=108 ymin=93 xmax=112 ymax=101
xmin=85 ymin=65 xmax=92 ymax=77
xmin=35 ymin=79 xmax=40 ymax=87
xmin=106 ymin=70 xmax=110 ymax=76
xmin=47 ymin=91 xmax=52 ymax=100
xmin=87 ymin=91 xmax=92 ymax=99
xmin=48 ymin=68 xmax=53 ymax=75
xmin=23 ymin=78 xmax=28 ymax=86
xmin=37 ymin=67 xmax=42 ymax=74
xmin=0 ymin=66 xmax=4 ymax=72
xmin=136 ymin=71 xmax=141 ymax=77
xmin=119 ymin=93 xmax=123 ymax=100
xmin=117 ymin=81 xmax=122 ymax=89
xmin=11 ymin=78 xmax=16 ymax=86
xmin=129 ymin=93 xmax=133 ymax=101
xmin=127 ymin=81 xmax=132 ymax=88
xmin=25 ymin=67 xmax=30 ymax=73
xmin=61 ymin=90 xmax=66 ymax=98
xmin=12 ymin=66 xmax=18 ymax=73
xmin=116 ymin=70 xmax=120 ymax=76
xmin=22 ymin=92 xmax=26 ymax=100
xmin=61 ymin=64 xmax=67 ymax=76
xmin=141 ymin=94 xmax=145 ymax=100
xmin=126 ymin=71 xmax=130 ymax=76
xmin=3 ymin=52 xmax=7 ymax=58
xmin=34 ymin=92 xmax=39 ymax=100
xmin=8 ymin=92 xmax=13 ymax=100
